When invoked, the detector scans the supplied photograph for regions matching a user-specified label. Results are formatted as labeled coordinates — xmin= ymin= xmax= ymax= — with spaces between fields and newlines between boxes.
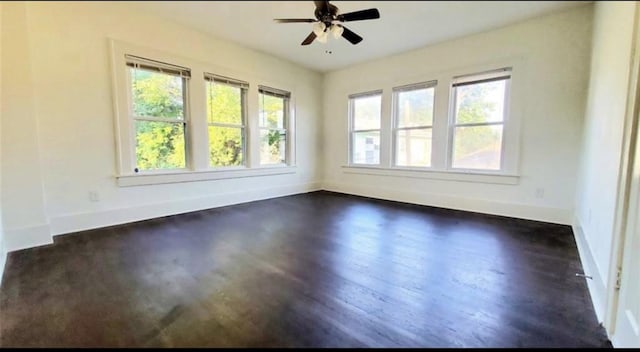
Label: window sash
xmin=127 ymin=57 xmax=190 ymax=172
xmin=259 ymin=128 xmax=288 ymax=165
xmin=258 ymin=93 xmax=289 ymax=129
xmin=392 ymin=86 xmax=435 ymax=129
xmin=394 ymin=126 xmax=433 ymax=168
xmin=391 ymin=83 xmax=435 ymax=167
xmin=206 ymin=81 xmax=247 ymax=126
xmin=349 ymin=93 xmax=382 ymax=131
xmin=350 ymin=130 xmax=381 ymax=165
xmin=348 ymin=91 xmax=382 ymax=165
xmin=208 ymin=124 xmax=246 ymax=168
xmin=449 ymin=71 xmax=509 ymax=171
xmin=451 ymin=124 xmax=504 ymax=171
xmin=134 ymin=119 xmax=188 ymax=172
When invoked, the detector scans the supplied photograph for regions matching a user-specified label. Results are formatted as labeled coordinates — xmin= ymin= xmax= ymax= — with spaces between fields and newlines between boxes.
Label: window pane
xmin=260 ymin=129 xmax=286 ymax=165
xmin=130 ymin=67 xmax=184 ymax=119
xmin=259 ymin=93 xmax=285 ymax=129
xmin=135 ymin=121 xmax=185 ymax=170
xmin=397 ymin=87 xmax=434 ymax=128
xmin=352 ymin=131 xmax=380 ymax=164
xmin=207 ymin=82 xmax=243 ymax=125
xmin=454 ymin=79 xmax=506 ymax=124
xmin=209 ymin=126 xmax=243 ymax=167
xmin=353 ymin=94 xmax=381 ymax=130
xmin=452 ymin=125 xmax=503 ymax=170
xmin=395 ymin=128 xmax=432 ymax=167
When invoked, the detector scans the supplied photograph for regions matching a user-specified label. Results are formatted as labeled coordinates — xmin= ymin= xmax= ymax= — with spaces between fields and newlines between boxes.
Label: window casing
xmin=111 ymin=40 xmax=298 ymax=186
xmin=259 ymin=86 xmax=291 ymax=166
xmin=345 ymin=66 xmax=516 ymax=181
xmin=205 ymin=74 xmax=248 ymax=168
xmin=392 ymin=81 xmax=436 ymax=168
xmin=349 ymin=91 xmax=383 ymax=165
xmin=448 ymin=68 xmax=511 ymax=172
xmin=126 ymin=55 xmax=190 ymax=173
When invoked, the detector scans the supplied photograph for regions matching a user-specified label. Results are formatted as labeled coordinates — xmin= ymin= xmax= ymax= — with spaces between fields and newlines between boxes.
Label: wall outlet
xmin=535 ymin=188 xmax=545 ymax=199
xmin=89 ymin=191 xmax=100 ymax=202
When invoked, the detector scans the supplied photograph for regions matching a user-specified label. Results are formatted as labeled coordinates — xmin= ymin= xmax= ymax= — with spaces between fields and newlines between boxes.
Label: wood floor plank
xmin=0 ymin=191 xmax=610 ymax=347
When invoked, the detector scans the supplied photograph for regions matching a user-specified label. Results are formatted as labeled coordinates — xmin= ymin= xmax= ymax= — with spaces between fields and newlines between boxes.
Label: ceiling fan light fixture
xmin=330 ymin=24 xmax=344 ymax=39
xmin=317 ymin=31 xmax=329 ymax=43
xmin=312 ymin=22 xmax=326 ymax=36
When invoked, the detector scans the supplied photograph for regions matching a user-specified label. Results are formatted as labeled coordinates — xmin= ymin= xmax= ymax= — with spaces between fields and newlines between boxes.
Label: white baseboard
xmin=0 ymin=249 xmax=6 ymax=285
xmin=49 ymin=181 xmax=321 ymax=237
xmin=572 ymin=219 xmax=608 ymax=324
xmin=3 ymin=224 xmax=53 ymax=252
xmin=322 ymin=181 xmax=572 ymax=225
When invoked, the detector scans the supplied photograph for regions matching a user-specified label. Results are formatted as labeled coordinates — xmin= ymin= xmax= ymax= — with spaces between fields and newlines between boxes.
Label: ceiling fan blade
xmin=337 ymin=8 xmax=380 ymax=22
xmin=274 ymin=18 xmax=316 ymax=23
xmin=301 ymin=32 xmax=317 ymax=45
xmin=341 ymin=26 xmax=363 ymax=45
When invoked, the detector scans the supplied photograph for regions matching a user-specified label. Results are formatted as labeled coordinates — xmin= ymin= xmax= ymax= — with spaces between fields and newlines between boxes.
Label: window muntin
xmin=450 ymin=69 xmax=510 ymax=171
xmin=259 ymin=86 xmax=290 ymax=165
xmin=127 ymin=56 xmax=190 ymax=172
xmin=393 ymin=82 xmax=436 ymax=168
xmin=206 ymin=74 xmax=248 ymax=168
xmin=349 ymin=91 xmax=382 ymax=165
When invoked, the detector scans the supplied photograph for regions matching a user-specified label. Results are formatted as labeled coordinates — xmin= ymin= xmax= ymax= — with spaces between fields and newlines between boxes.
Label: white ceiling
xmin=128 ymin=1 xmax=589 ymax=72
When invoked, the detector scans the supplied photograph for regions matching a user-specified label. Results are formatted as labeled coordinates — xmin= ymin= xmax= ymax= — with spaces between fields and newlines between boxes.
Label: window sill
xmin=341 ymin=165 xmax=519 ymax=185
xmin=117 ymin=166 xmax=296 ymax=187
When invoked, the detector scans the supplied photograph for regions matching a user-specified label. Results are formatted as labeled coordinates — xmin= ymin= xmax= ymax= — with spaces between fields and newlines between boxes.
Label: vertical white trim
xmin=573 ymin=220 xmax=608 ymax=323
xmin=379 ymin=87 xmax=392 ymax=168
xmin=0 ymin=249 xmax=6 ymax=286
xmin=607 ymin=3 xmax=640 ymax=342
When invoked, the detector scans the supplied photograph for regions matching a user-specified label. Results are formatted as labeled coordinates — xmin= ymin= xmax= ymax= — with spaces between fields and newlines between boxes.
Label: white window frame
xmin=110 ymin=39 xmax=297 ymax=187
xmin=205 ymin=73 xmax=249 ymax=169
xmin=258 ymin=85 xmax=292 ymax=166
xmin=446 ymin=68 xmax=512 ymax=173
xmin=125 ymin=55 xmax=191 ymax=173
xmin=342 ymin=62 xmax=520 ymax=185
xmin=348 ymin=90 xmax=383 ymax=166
xmin=391 ymin=81 xmax=437 ymax=169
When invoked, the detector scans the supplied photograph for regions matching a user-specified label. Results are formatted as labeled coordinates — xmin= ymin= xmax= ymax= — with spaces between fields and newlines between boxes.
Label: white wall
xmin=0 ymin=1 xmax=323 ymax=251
xmin=574 ymin=1 xmax=637 ymax=322
xmin=0 ymin=1 xmax=6 ymax=280
xmin=0 ymin=2 xmax=51 ymax=252
xmin=322 ymin=5 xmax=593 ymax=225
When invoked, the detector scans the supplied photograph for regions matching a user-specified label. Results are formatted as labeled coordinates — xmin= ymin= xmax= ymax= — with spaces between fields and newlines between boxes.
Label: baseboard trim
xmin=4 ymin=224 xmax=53 ymax=252
xmin=50 ymin=181 xmax=321 ymax=237
xmin=572 ymin=218 xmax=608 ymax=325
xmin=0 ymin=249 xmax=6 ymax=286
xmin=322 ymin=181 xmax=572 ymax=225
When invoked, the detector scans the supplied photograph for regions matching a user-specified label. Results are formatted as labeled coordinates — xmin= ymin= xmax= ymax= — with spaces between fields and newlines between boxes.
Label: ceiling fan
xmin=274 ymin=1 xmax=381 ymax=46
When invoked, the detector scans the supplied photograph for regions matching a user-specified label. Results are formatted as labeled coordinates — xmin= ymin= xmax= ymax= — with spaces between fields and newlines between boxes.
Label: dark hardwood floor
xmin=0 ymin=191 xmax=610 ymax=347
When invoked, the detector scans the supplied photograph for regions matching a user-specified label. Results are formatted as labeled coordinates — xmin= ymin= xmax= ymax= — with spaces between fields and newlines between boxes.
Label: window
xmin=206 ymin=74 xmax=248 ymax=168
xmin=127 ymin=55 xmax=190 ymax=172
xmin=393 ymin=82 xmax=436 ymax=168
xmin=259 ymin=86 xmax=290 ymax=165
xmin=349 ymin=91 xmax=382 ymax=165
xmin=449 ymin=69 xmax=510 ymax=171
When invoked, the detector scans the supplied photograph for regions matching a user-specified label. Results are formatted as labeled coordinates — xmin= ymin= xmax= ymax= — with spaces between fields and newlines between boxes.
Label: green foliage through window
xmin=208 ymin=82 xmax=244 ymax=167
xmin=131 ymin=67 xmax=186 ymax=171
